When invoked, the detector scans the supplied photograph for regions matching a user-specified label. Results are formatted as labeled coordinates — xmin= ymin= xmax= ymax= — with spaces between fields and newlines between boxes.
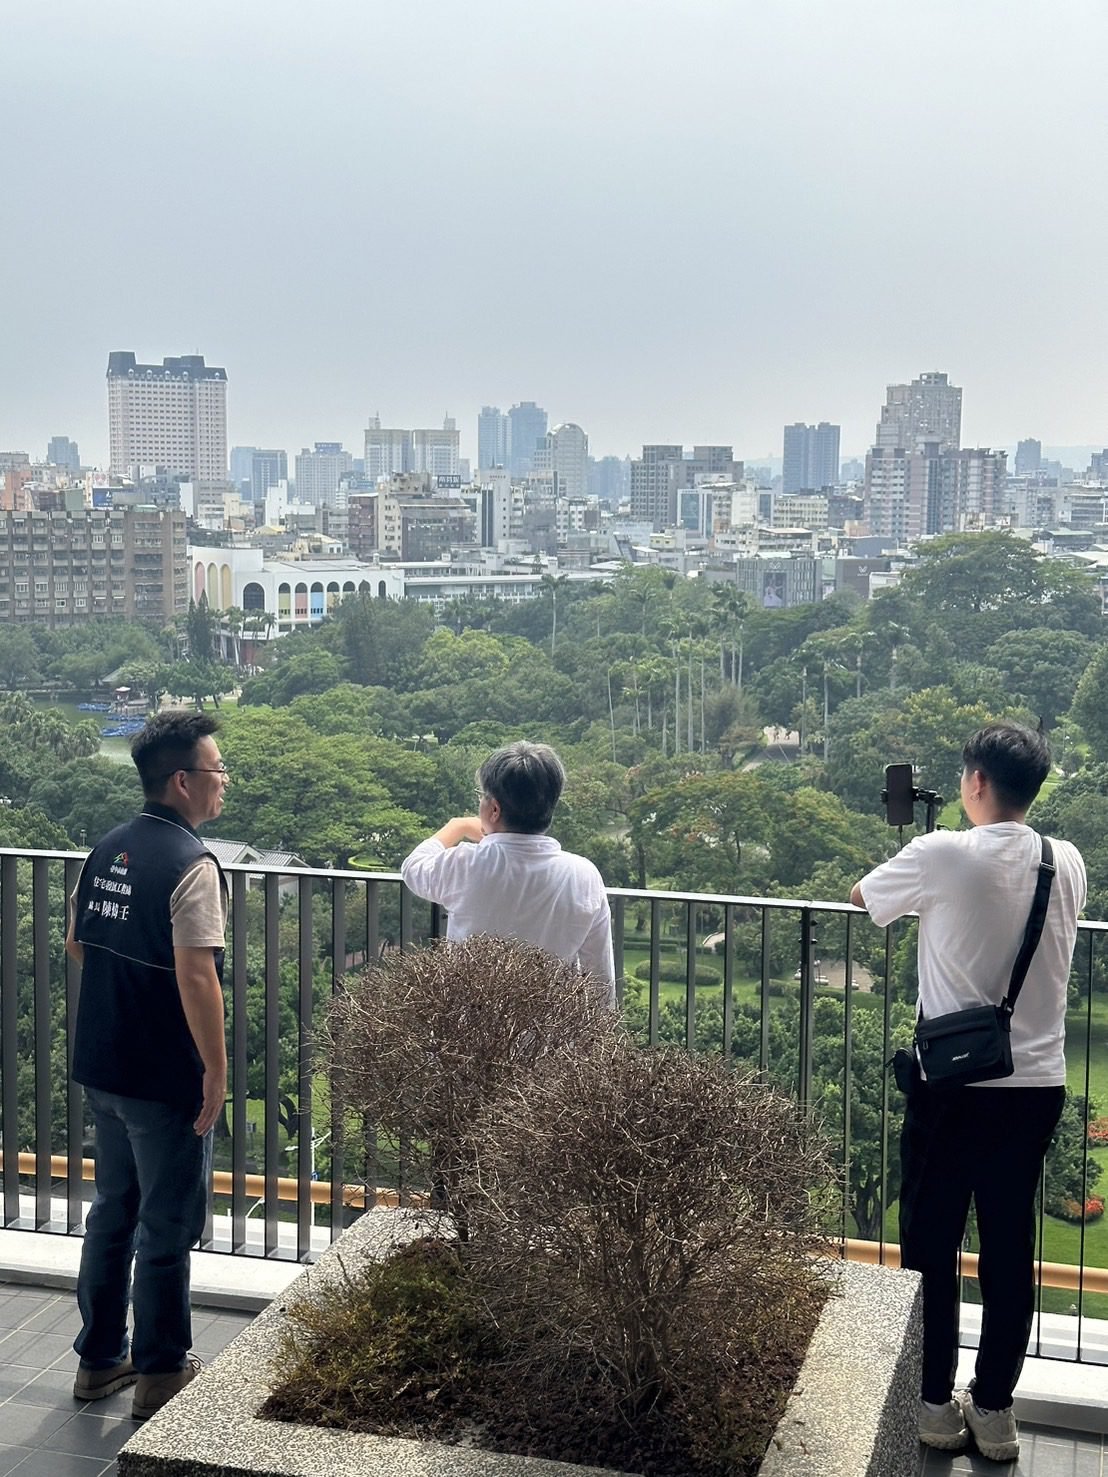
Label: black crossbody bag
xmin=911 ymin=837 xmax=1055 ymax=1090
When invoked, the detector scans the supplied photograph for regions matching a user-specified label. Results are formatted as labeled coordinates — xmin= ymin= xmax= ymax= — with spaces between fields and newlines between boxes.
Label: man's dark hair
xmin=478 ymin=741 xmax=565 ymax=834
xmin=962 ymin=722 xmax=1051 ymax=811
xmin=131 ymin=712 xmax=221 ymax=799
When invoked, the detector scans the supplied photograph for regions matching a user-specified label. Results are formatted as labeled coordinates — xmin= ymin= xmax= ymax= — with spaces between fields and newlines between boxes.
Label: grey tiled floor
xmin=1 ymin=1283 xmax=1102 ymax=1476
xmin=920 ymin=1423 xmax=1106 ymax=1475
xmin=0 ymin=1283 xmax=253 ymax=1475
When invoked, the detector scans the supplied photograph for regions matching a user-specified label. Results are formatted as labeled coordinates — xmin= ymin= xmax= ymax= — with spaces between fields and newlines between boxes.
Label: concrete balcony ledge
xmin=0 ymin=1226 xmax=303 ymax=1312
xmin=116 ymin=1209 xmax=924 ymax=1477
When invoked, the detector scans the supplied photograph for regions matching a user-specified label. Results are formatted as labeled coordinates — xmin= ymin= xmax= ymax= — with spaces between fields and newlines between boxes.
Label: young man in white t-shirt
xmin=851 ymin=723 xmax=1085 ymax=1462
xmin=400 ymin=740 xmax=615 ymax=1002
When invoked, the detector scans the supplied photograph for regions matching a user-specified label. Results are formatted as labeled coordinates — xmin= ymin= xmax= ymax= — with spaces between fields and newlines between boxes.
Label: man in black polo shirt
xmin=66 ymin=712 xmax=229 ymax=1420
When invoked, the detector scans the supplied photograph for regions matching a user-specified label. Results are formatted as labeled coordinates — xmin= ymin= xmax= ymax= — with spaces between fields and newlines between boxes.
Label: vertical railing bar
xmin=354 ymin=879 xmax=378 ymax=1226
xmin=842 ymin=910 xmax=854 ymax=1250
xmin=32 ymin=859 xmax=52 ymax=1228
xmin=611 ymin=895 xmax=625 ymax=1009
xmin=430 ymin=902 xmax=446 ymax=940
xmin=685 ymin=903 xmax=696 ymax=1053
xmin=797 ymin=907 xmax=814 ymax=1108
xmin=1081 ymin=921 xmax=1099 ymax=1358
xmin=399 ymin=884 xmax=413 ymax=951
xmin=296 ymin=874 xmax=314 ymax=1262
xmin=263 ymin=873 xmax=280 ymax=1257
xmin=1 ymin=855 xmax=20 ymax=1228
xmin=879 ymin=921 xmax=893 ymax=1268
xmin=758 ymin=908 xmax=770 ymax=1074
xmin=230 ymin=871 xmax=248 ymax=1255
xmin=365 ymin=878 xmax=378 ymax=964
xmin=65 ymin=856 xmax=84 ymax=1234
xmin=330 ymin=878 xmax=348 ymax=1239
xmin=648 ymin=898 xmax=661 ymax=1047
xmin=721 ymin=904 xmax=734 ymax=1063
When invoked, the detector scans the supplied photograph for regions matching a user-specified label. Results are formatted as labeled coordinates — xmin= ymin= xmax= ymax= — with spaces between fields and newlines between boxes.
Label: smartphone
xmin=883 ymin=763 xmax=916 ymax=827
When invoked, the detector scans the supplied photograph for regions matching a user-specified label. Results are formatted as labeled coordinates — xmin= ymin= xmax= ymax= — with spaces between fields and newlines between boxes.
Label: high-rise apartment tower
xmin=874 ymin=371 xmax=962 ymax=452
xmin=782 ymin=422 xmax=840 ymax=493
xmin=106 ymin=352 xmax=227 ymax=481
xmin=477 ymin=407 xmax=509 ymax=472
xmin=507 ymin=402 xmax=548 ymax=478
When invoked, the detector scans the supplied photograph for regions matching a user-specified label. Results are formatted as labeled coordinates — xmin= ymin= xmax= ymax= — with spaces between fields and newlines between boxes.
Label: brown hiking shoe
xmin=73 ymin=1358 xmax=138 ymax=1401
xmin=131 ymin=1355 xmax=203 ymax=1420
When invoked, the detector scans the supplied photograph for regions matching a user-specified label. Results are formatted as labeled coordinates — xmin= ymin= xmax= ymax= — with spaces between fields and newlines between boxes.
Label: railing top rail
xmin=607 ymin=885 xmax=863 ymax=914
xmin=4 ymin=847 xmax=1108 ymax=931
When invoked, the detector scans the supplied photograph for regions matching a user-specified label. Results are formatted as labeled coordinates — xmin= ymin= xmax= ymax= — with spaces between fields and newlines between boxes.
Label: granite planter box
xmin=119 ymin=1208 xmax=922 ymax=1477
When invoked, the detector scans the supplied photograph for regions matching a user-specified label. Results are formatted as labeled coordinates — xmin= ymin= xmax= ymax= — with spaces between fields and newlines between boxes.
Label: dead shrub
xmin=284 ymin=940 xmax=837 ymax=1474
xmin=325 ymin=935 xmax=618 ymax=1236
xmin=459 ymin=1035 xmax=833 ymax=1473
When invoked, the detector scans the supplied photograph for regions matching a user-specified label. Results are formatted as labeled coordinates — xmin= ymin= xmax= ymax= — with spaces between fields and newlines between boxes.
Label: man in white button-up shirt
xmin=400 ymin=741 xmax=616 ymax=1003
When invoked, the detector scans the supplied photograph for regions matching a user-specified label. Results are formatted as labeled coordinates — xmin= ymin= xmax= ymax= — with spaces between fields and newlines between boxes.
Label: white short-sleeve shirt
xmin=400 ymin=832 xmax=615 ymax=1003
xmin=858 ymin=824 xmax=1086 ymax=1087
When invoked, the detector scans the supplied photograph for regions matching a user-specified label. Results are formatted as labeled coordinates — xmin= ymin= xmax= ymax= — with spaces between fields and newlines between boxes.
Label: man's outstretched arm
xmin=400 ymin=818 xmax=483 ymax=903
xmin=429 ymin=817 xmax=484 ymax=848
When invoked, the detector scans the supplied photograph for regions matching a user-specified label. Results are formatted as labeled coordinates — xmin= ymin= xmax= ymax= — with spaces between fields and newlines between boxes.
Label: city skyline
xmin=5 ymin=349 xmax=1105 ymax=483
xmin=3 ymin=1 xmax=1106 ymax=465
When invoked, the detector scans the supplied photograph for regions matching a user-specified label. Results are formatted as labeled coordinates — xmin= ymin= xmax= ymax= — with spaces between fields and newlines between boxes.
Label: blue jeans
xmin=74 ymin=1089 xmax=212 ymax=1375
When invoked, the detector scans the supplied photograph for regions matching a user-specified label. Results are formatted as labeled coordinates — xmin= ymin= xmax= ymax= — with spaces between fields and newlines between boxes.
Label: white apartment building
xmin=475 ymin=469 xmax=520 ymax=547
xmin=555 ymin=497 xmax=590 ymax=541
xmin=534 ymin=423 xmax=589 ymax=501
xmin=874 ymin=370 xmax=962 ymax=452
xmin=364 ymin=416 xmax=461 ymax=481
xmin=293 ymin=443 xmax=352 ymax=507
xmin=411 ymin=418 xmax=460 ymax=478
xmin=178 ymin=480 xmax=242 ymax=532
xmin=365 ymin=420 xmax=411 ymax=481
xmin=107 ymin=353 xmax=228 ymax=482
xmin=774 ymin=494 xmax=830 ymax=531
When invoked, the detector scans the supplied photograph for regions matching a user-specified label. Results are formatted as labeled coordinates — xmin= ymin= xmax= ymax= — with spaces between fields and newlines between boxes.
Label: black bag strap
xmin=1003 ymin=835 xmax=1055 ymax=1016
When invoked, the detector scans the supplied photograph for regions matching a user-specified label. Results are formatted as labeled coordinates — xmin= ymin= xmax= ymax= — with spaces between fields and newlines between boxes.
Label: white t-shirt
xmin=400 ymin=832 xmax=616 ymax=1003
xmin=858 ymin=824 xmax=1086 ymax=1087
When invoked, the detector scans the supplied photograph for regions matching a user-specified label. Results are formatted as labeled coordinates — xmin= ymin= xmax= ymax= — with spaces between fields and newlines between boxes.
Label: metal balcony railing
xmin=0 ymin=848 xmax=1104 ymax=1366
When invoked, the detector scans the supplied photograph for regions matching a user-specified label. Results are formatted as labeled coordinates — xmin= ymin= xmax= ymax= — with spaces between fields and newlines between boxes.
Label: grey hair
xmin=477 ymin=741 xmax=566 ymax=833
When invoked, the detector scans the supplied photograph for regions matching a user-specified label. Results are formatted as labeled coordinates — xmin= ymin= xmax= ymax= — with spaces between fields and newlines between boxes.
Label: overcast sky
xmin=3 ymin=0 xmax=1105 ymax=467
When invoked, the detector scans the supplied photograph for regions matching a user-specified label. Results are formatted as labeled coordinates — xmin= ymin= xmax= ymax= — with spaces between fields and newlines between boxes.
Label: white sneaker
xmin=917 ymin=1398 xmax=969 ymax=1451
xmin=960 ymin=1389 xmax=1019 ymax=1462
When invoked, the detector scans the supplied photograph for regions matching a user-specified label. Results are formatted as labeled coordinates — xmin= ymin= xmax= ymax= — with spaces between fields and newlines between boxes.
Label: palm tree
xmin=223 ymin=606 xmax=246 ymax=669
xmin=540 ymin=573 xmax=570 ymax=657
xmin=710 ymin=584 xmax=751 ymax=686
xmin=638 ymin=654 xmax=671 ymax=735
xmin=619 ymin=662 xmax=642 ymax=736
xmin=658 ymin=617 xmax=683 ymax=754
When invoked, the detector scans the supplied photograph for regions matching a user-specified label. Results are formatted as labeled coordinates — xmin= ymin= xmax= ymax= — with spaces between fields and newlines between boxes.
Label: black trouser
xmin=899 ymin=1083 xmax=1065 ymax=1410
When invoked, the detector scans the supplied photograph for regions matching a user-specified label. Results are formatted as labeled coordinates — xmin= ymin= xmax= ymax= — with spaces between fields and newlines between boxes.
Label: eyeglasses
xmin=157 ymin=762 xmax=230 ymax=781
